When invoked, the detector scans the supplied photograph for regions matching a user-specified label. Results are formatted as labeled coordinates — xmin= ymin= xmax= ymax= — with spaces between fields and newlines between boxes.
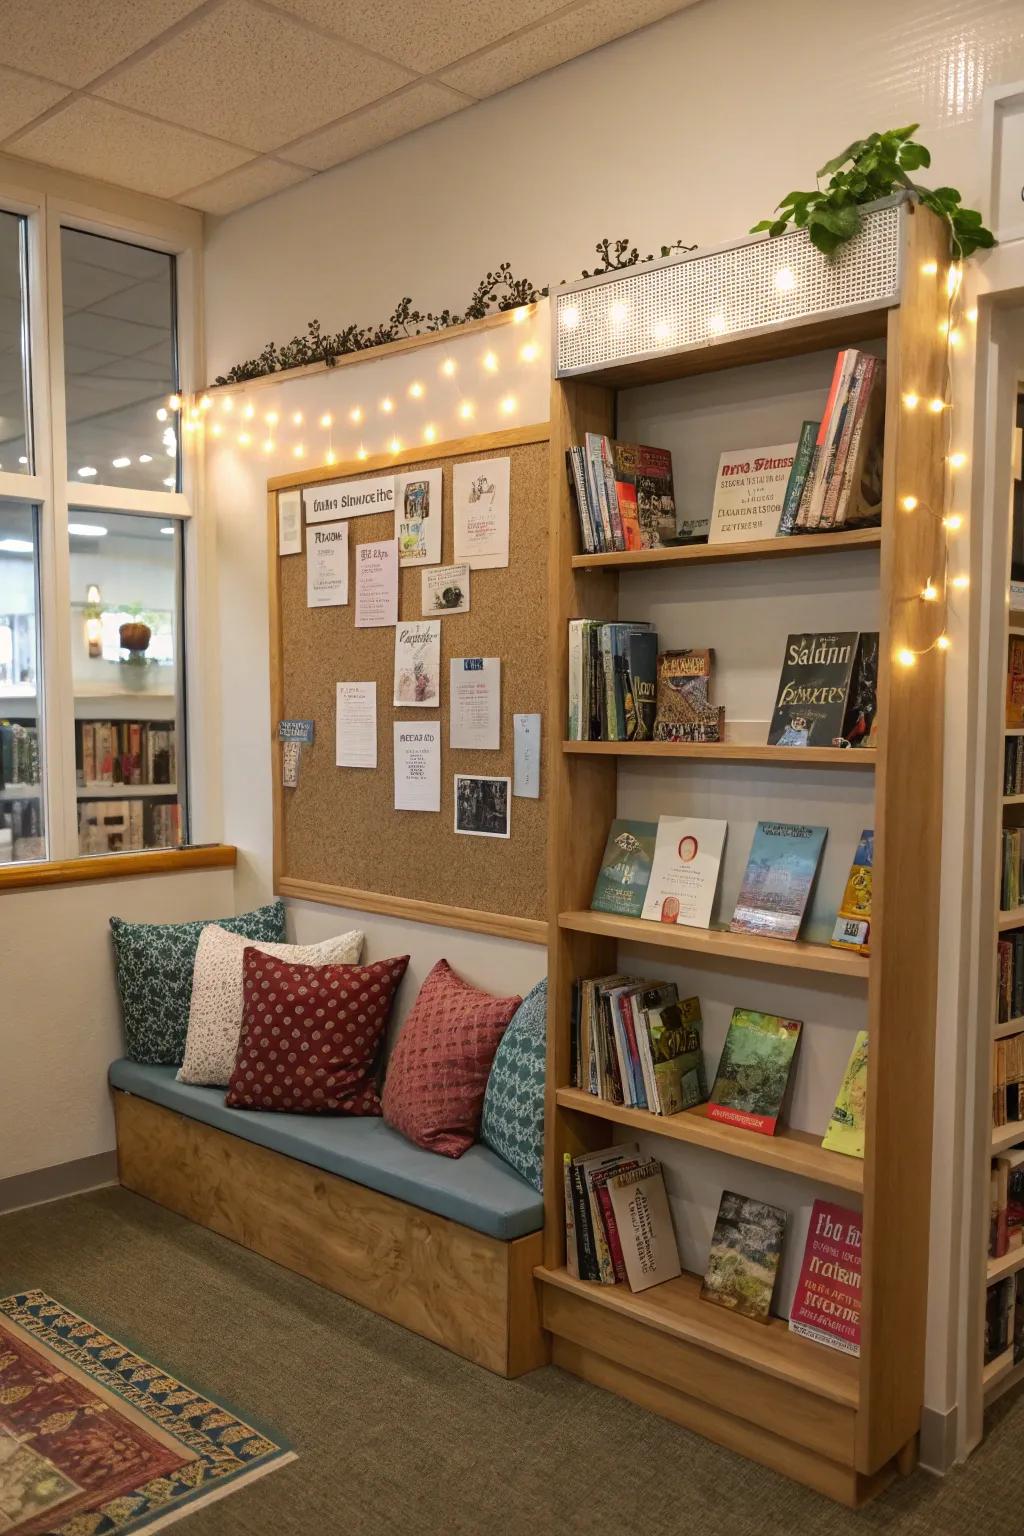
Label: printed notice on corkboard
xmin=271 ymin=436 xmax=548 ymax=924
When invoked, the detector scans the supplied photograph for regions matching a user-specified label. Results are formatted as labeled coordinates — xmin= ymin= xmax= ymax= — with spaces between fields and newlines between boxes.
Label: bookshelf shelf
xmin=558 ymin=909 xmax=869 ymax=979
xmin=982 ymin=1344 xmax=1016 ymax=1394
xmin=995 ymin=1016 xmax=1024 ymax=1040
xmin=985 ymin=1352 xmax=1024 ymax=1407
xmin=992 ymin=1122 xmax=1024 ymax=1154
xmin=998 ymin=908 xmax=1024 ymax=931
xmin=570 ymin=526 xmax=882 ymax=572
xmin=77 ymin=783 xmax=178 ymax=799
xmin=987 ymin=1246 xmax=1024 ymax=1285
xmin=555 ymin=1087 xmax=863 ymax=1193
xmin=1003 ymin=794 xmax=1024 ymax=806
xmin=562 ymin=741 xmax=877 ymax=767
xmin=535 ymin=1265 xmax=859 ymax=1406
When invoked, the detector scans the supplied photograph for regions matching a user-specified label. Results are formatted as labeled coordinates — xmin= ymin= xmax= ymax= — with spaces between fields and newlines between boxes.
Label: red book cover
xmin=705 ymin=1102 xmax=777 ymax=1135
xmin=590 ymin=1159 xmax=640 ymax=1283
xmin=788 ymin=1199 xmax=862 ymax=1355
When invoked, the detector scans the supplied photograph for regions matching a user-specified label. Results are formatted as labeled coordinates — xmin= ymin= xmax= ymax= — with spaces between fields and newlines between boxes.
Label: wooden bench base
xmin=112 ymin=1091 xmax=548 ymax=1378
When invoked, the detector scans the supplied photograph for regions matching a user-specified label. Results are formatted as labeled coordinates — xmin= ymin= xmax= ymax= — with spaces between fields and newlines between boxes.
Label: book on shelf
xmin=840 ymin=632 xmax=880 ymax=748
xmin=831 ymin=830 xmax=873 ymax=954
xmin=644 ymin=993 xmax=708 ymax=1115
xmin=990 ymin=1149 xmax=1024 ymax=1259
xmin=591 ymin=820 xmax=657 ymax=918
xmin=78 ymin=798 xmax=181 ymax=855
xmin=0 ymin=721 xmax=39 ymax=787
xmin=606 ymin=1158 xmax=682 ymax=1293
xmin=1 ymin=794 xmax=42 ymax=859
xmin=1009 ymin=636 xmax=1024 ymax=730
xmin=566 ymin=620 xmax=654 ymax=741
xmin=700 ymin=1189 xmax=787 ymax=1323
xmin=993 ymin=1031 xmax=1024 ymax=1128
xmin=789 ymin=1200 xmax=862 ymax=1356
xmin=562 ymin=1142 xmax=640 ymax=1284
xmin=76 ymin=719 xmax=176 ymax=787
xmin=821 ymin=1031 xmax=868 ymax=1159
xmin=1003 ymin=828 xmax=1024 ymax=912
xmin=706 ymin=1007 xmax=802 ymax=1136
xmin=623 ymin=631 xmax=658 ymax=740
xmin=570 ymin=974 xmax=707 ymax=1115
xmin=567 ymin=437 xmax=677 ymax=553
xmin=1005 ymin=735 xmax=1024 ymax=796
xmin=767 ymin=631 xmax=859 ymax=748
xmin=640 ymin=814 xmax=727 ymax=929
xmin=985 ymin=1272 xmax=1020 ymax=1366
xmin=792 ymin=349 xmax=885 ymax=533
xmin=707 ymin=442 xmax=798 ymax=544
xmin=998 ymin=930 xmax=1024 ymax=1025
xmin=652 ymin=649 xmax=724 ymax=744
xmin=777 ymin=421 xmax=819 ymax=536
xmin=729 ymin=821 xmax=826 ymax=941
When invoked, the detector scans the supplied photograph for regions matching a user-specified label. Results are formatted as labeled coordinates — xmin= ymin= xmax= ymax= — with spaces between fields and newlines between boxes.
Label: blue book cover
xmin=730 ymin=821 xmax=827 ymax=941
xmin=591 ymin=819 xmax=657 ymax=917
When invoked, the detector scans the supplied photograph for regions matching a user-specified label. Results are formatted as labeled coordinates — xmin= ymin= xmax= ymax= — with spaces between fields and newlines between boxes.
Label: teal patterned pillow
xmin=111 ymin=901 xmax=286 ymax=1066
xmin=481 ymin=979 xmax=546 ymax=1191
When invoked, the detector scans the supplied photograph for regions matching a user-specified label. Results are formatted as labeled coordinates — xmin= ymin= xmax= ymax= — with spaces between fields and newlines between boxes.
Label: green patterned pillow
xmin=481 ymin=979 xmax=546 ymax=1191
xmin=111 ymin=901 xmax=286 ymax=1066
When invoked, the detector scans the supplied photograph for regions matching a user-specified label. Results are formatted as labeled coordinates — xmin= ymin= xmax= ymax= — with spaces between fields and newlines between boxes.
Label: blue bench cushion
xmin=109 ymin=1060 xmax=542 ymax=1242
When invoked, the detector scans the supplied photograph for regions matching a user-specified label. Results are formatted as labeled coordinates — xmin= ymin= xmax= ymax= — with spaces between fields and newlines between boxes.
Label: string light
xmin=928 ymin=397 xmax=946 ymax=413
xmin=897 ymin=648 xmax=917 ymax=667
xmin=320 ymin=412 xmax=332 ymax=428
xmin=500 ymin=395 xmax=517 ymax=416
xmin=408 ymin=382 xmax=424 ymax=399
xmin=921 ymin=259 xmax=938 ymax=276
xmin=292 ymin=411 xmax=302 ymax=425
xmin=293 ymin=444 xmax=304 ymax=458
xmin=380 ymin=398 xmax=394 ymax=414
xmin=423 ymin=424 xmax=437 ymax=443
xmin=903 ymin=392 xmax=919 ymax=410
xmin=937 ymin=634 xmax=951 ymax=650
xmin=138 ymin=454 xmax=152 ymax=463
xmin=459 ymin=401 xmax=474 ymax=421
xmin=901 ymin=495 xmax=918 ymax=511
xmin=512 ymin=306 xmax=529 ymax=324
xmin=262 ymin=439 xmax=274 ymax=453
xmin=111 ymin=456 xmax=131 ymax=468
xmin=169 ymin=394 xmax=181 ymax=411
xmin=608 ymin=302 xmax=628 ymax=325
xmin=774 ymin=267 xmax=796 ymax=292
xmin=482 ymin=351 xmax=498 ymax=372
xmin=243 ymin=403 xmax=255 ymax=420
xmin=325 ymin=449 xmax=336 ymax=465
xmin=949 ymin=451 xmax=967 ymax=470
xmin=389 ymin=436 xmax=401 ymax=453
xmin=951 ymin=573 xmax=969 ymax=590
xmin=921 ymin=580 xmax=939 ymax=602
xmin=156 ymin=406 xmax=168 ymax=421
xmin=519 ymin=342 xmax=539 ymax=363
xmin=266 ymin=410 xmax=279 ymax=427
xmin=943 ymin=513 xmax=964 ymax=532
xmin=350 ymin=406 xmax=363 ymax=424
xmin=222 ymin=397 xmax=233 ymax=413
xmin=356 ymin=446 xmax=368 ymax=461
xmin=200 ymin=395 xmax=212 ymax=411
xmin=237 ymin=432 xmax=252 ymax=447
xmin=560 ymin=305 xmax=580 ymax=330
xmin=210 ymin=422 xmax=223 ymax=438
xmin=441 ymin=358 xmax=457 ymax=376
xmin=707 ymin=314 xmax=727 ymax=336
xmin=966 ymin=307 xmax=978 ymax=323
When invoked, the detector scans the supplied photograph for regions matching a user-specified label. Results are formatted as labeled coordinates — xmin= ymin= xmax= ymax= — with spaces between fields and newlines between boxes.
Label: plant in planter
xmin=751 ymin=125 xmax=995 ymax=258
xmin=118 ymin=620 xmax=152 ymax=660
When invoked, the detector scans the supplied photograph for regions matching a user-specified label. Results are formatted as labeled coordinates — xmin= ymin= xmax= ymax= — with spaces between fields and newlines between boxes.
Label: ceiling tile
xmin=180 ymin=157 xmax=311 ymax=215
xmin=7 ymin=98 xmax=251 ymax=200
xmin=286 ymin=83 xmax=467 ymax=172
xmin=96 ymin=0 xmax=415 ymax=154
xmin=60 ymin=262 xmax=142 ymax=314
xmin=0 ymin=66 xmax=68 ymax=141
xmin=64 ymin=309 xmax=167 ymax=357
xmin=270 ymin=0 xmax=570 ymax=74
xmin=439 ymin=0 xmax=692 ymax=97
xmin=87 ymin=278 xmax=174 ymax=326
xmin=0 ymin=0 xmax=206 ymax=89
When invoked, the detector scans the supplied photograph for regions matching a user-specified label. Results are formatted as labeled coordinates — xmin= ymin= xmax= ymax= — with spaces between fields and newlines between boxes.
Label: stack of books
xmin=567 ymin=434 xmax=678 ymax=552
xmin=566 ymin=621 xmax=656 ymax=741
xmin=990 ymin=1149 xmax=1024 ymax=1258
xmin=1006 ymin=735 xmax=1024 ymax=796
xmin=784 ymin=350 xmax=885 ymax=534
xmin=78 ymin=798 xmax=181 ymax=855
xmin=77 ymin=720 xmax=176 ymax=787
xmin=998 ymin=931 xmax=1024 ymax=1025
xmin=0 ymin=721 xmax=39 ymax=787
xmin=1002 ymin=827 xmax=1024 ymax=911
xmin=570 ymin=976 xmax=707 ymax=1115
xmin=993 ymin=1030 xmax=1024 ymax=1128
xmin=985 ymin=1271 xmax=1024 ymax=1367
xmin=563 ymin=1144 xmax=681 ymax=1290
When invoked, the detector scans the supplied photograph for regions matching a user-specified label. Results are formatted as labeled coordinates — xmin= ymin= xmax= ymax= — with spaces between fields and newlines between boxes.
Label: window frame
xmin=0 ymin=166 xmax=211 ymax=870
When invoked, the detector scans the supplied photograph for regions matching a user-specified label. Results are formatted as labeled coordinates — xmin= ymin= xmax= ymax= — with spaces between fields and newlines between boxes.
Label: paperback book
xmin=831 ymin=830 xmax=873 ymax=953
xmin=789 ymin=1200 xmax=863 ymax=1355
xmin=767 ymin=631 xmax=859 ymax=747
xmin=840 ymin=632 xmax=880 ymax=748
xmin=821 ymin=1031 xmax=868 ymax=1159
xmin=567 ymin=438 xmax=676 ymax=552
xmin=1009 ymin=636 xmax=1024 ymax=729
xmin=707 ymin=1007 xmax=802 ymax=1135
xmin=563 ymin=1143 xmax=640 ymax=1284
xmin=792 ymin=350 xmax=885 ymax=532
xmin=652 ymin=649 xmax=724 ymax=743
xmin=640 ymin=815 xmax=728 ymax=929
xmin=590 ymin=820 xmax=657 ymax=917
xmin=777 ymin=421 xmax=819 ymax=535
xmin=645 ymin=994 xmax=708 ymax=1115
xmin=700 ymin=1190 xmax=787 ymax=1323
xmin=730 ymin=821 xmax=827 ymax=941
xmin=707 ymin=442 xmax=797 ymax=544
xmin=606 ymin=1158 xmax=682 ymax=1293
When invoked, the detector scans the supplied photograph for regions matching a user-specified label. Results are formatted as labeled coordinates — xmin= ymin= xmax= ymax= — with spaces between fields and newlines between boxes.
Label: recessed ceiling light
xmin=77 ymin=466 xmax=98 ymax=478
xmin=0 ymin=538 xmax=32 ymax=553
xmin=68 ymin=523 xmax=107 ymax=537
xmin=111 ymin=456 xmax=131 ymax=469
xmin=138 ymin=454 xmax=153 ymax=463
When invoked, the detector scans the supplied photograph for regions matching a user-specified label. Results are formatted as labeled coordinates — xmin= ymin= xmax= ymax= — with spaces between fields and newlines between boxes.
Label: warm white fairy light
xmin=293 ymin=443 xmax=304 ymax=458
xmin=139 ymin=454 xmax=152 ymax=463
xmin=163 ymin=475 xmax=175 ymax=488
xmin=608 ymin=302 xmax=628 ymax=326
xmin=389 ymin=436 xmax=401 ymax=454
xmin=951 ymin=573 xmax=969 ymax=589
xmin=948 ymin=451 xmax=967 ymax=470
xmin=441 ymin=357 xmax=457 ymax=376
xmin=423 ymin=424 xmax=437 ymax=443
xmin=921 ymin=580 xmax=939 ymax=602
xmin=928 ymin=397 xmax=946 ymax=413
xmin=519 ymin=341 xmax=539 ymax=363
xmin=156 ymin=406 xmax=168 ymax=421
xmin=409 ymin=382 xmax=424 ymax=399
xmin=111 ymin=456 xmax=131 ymax=468
xmin=243 ymin=403 xmax=255 ymax=420
xmin=500 ymin=394 xmax=517 ymax=416
xmin=774 ymin=266 xmax=796 ymax=292
xmin=356 ymin=446 xmax=368 ymax=461
xmin=200 ymin=394 xmax=212 ymax=411
xmin=350 ymin=406 xmax=363 ymax=423
xmin=921 ymin=259 xmax=939 ymax=276
xmin=459 ymin=401 xmax=474 ymax=421
xmin=512 ymin=306 xmax=529 ymax=324
xmin=901 ymin=494 xmax=918 ymax=511
xmin=210 ymin=422 xmax=223 ymax=437
xmin=262 ymin=439 xmax=274 ymax=453
xmin=482 ymin=351 xmax=498 ymax=372
xmin=222 ymin=397 xmax=233 ymax=413
xmin=320 ymin=412 xmax=332 ymax=428
xmin=943 ymin=512 xmax=964 ymax=532
xmin=266 ymin=410 xmax=279 ymax=427
xmin=707 ymin=313 xmax=727 ymax=335
xmin=325 ymin=449 xmax=336 ymax=465
xmin=292 ymin=410 xmax=302 ymax=425
xmin=897 ymin=648 xmax=917 ymax=667
xmin=237 ymin=431 xmax=252 ymax=447
xmin=381 ymin=397 xmax=394 ymax=414
xmin=560 ymin=305 xmax=579 ymax=330
xmin=903 ymin=391 xmax=919 ymax=410
xmin=937 ymin=633 xmax=952 ymax=650
xmin=169 ymin=394 xmax=181 ymax=411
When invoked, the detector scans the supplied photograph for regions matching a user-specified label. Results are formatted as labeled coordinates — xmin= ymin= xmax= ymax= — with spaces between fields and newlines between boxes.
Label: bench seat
xmin=108 ymin=1059 xmax=542 ymax=1242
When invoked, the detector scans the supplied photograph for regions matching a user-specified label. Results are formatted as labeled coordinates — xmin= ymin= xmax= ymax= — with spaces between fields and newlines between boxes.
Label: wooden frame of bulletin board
xmin=268 ymin=422 xmax=550 ymax=945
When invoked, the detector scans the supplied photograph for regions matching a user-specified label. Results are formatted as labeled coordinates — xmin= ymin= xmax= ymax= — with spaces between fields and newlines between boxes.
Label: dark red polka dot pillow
xmin=225 ymin=949 xmax=409 ymax=1115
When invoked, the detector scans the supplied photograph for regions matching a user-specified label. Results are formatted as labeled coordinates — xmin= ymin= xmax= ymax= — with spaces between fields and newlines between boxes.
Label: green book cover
xmin=707 ymin=1007 xmax=802 ymax=1136
xmin=701 ymin=1190 xmax=787 ymax=1323
xmin=644 ymin=995 xmax=708 ymax=1115
xmin=777 ymin=420 xmax=819 ymax=534
xmin=590 ymin=819 xmax=657 ymax=917
xmin=822 ymin=1030 xmax=868 ymax=1158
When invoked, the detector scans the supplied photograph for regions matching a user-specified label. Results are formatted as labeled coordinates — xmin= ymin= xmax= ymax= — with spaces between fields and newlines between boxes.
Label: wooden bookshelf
xmin=982 ymin=1344 xmax=1015 ymax=1394
xmin=999 ymin=908 xmax=1024 ymax=931
xmin=562 ymin=741 xmax=877 ymax=767
xmin=992 ymin=1122 xmax=1024 ymax=1154
xmin=542 ymin=202 xmax=950 ymax=1506
xmin=995 ymin=1016 xmax=1024 ymax=1040
xmin=987 ymin=1246 xmax=1024 ymax=1285
xmin=555 ymin=1087 xmax=864 ymax=1193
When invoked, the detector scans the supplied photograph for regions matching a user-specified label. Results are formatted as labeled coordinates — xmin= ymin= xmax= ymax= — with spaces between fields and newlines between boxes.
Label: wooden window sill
xmin=0 ymin=843 xmax=236 ymax=893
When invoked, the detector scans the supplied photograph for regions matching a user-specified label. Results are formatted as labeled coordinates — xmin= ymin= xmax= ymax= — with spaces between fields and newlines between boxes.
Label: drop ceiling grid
xmin=0 ymin=0 xmax=694 ymax=213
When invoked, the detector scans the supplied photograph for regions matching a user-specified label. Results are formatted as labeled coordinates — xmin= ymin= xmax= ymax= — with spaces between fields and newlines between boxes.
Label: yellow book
xmin=831 ymin=829 xmax=873 ymax=954
xmin=822 ymin=1031 xmax=868 ymax=1159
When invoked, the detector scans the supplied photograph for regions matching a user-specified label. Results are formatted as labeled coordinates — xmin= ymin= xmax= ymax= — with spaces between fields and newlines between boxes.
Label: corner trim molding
xmin=0 ymin=1152 xmax=118 ymax=1215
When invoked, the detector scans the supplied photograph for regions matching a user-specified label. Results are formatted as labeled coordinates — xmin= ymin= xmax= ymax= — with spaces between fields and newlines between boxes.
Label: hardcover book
xmin=700 ymin=1190 xmax=787 ymax=1323
xmin=642 ymin=994 xmax=707 ymax=1115
xmin=611 ymin=440 xmax=643 ymax=551
xmin=606 ymin=1157 xmax=682 ymax=1292
xmin=767 ymin=631 xmax=858 ymax=747
xmin=1009 ymin=636 xmax=1024 ymax=728
xmin=789 ymin=1200 xmax=863 ymax=1354
xmin=840 ymin=632 xmax=879 ymax=748
xmin=707 ymin=1007 xmax=802 ymax=1135
xmin=708 ymin=442 xmax=797 ymax=544
xmin=652 ymin=649 xmax=724 ymax=743
xmin=591 ymin=820 xmax=657 ymax=917
xmin=730 ymin=821 xmax=827 ymax=941
xmin=640 ymin=815 xmax=728 ymax=929
xmin=822 ymin=1031 xmax=868 ymax=1158
xmin=634 ymin=445 xmax=677 ymax=548
xmin=831 ymin=830 xmax=873 ymax=953
xmin=623 ymin=631 xmax=658 ymax=741
xmin=777 ymin=421 xmax=819 ymax=535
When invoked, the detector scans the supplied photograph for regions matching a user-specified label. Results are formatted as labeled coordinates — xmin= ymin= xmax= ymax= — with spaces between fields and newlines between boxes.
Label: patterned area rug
xmin=0 ymin=1290 xmax=294 ymax=1535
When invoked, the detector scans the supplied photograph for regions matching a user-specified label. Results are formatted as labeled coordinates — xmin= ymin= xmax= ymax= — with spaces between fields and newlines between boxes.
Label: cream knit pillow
xmin=177 ymin=923 xmax=364 ymax=1087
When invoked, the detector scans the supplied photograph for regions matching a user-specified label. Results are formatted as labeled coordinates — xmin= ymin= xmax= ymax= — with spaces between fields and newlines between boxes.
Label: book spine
xmin=803 ymin=351 xmax=849 ymax=528
xmin=706 ymin=1102 xmax=777 ymax=1136
xmin=585 ymin=434 xmax=614 ymax=550
xmin=833 ymin=356 xmax=878 ymax=526
xmin=567 ymin=449 xmax=595 ymax=554
xmin=608 ymin=995 xmax=635 ymax=1107
xmin=777 ymin=421 xmax=818 ymax=535
xmin=599 ymin=628 xmax=617 ymax=741
xmin=635 ymin=1003 xmax=661 ymax=1113
xmin=594 ymin=1182 xmax=628 ymax=1283
xmin=600 ymin=436 xmax=624 ymax=551
xmin=619 ymin=995 xmax=646 ymax=1110
xmin=571 ymin=1163 xmax=598 ymax=1281
xmin=563 ymin=1154 xmax=579 ymax=1279
xmin=567 ymin=622 xmax=582 ymax=740
xmin=821 ymin=355 xmax=868 ymax=528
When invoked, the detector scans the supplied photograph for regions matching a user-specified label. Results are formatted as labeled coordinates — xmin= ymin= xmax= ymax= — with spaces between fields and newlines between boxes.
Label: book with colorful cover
xmin=640 ymin=815 xmax=728 ymax=929
xmin=822 ymin=1031 xmax=868 ymax=1158
xmin=606 ymin=1157 xmax=682 ymax=1293
xmin=590 ymin=819 xmax=657 ymax=917
xmin=831 ymin=830 xmax=873 ymax=954
xmin=700 ymin=1190 xmax=787 ymax=1323
xmin=707 ymin=1007 xmax=802 ymax=1135
xmin=767 ymin=632 xmax=858 ymax=747
xmin=574 ymin=1143 xmax=639 ymax=1284
xmin=623 ymin=631 xmax=658 ymax=741
xmin=634 ymin=445 xmax=677 ymax=548
xmin=730 ymin=821 xmax=827 ymax=941
xmin=777 ymin=421 xmax=819 ymax=535
xmin=611 ymin=440 xmax=643 ymax=551
xmin=642 ymin=994 xmax=707 ymax=1115
xmin=708 ymin=442 xmax=798 ymax=544
xmin=840 ymin=632 xmax=879 ymax=748
xmin=788 ymin=1200 xmax=863 ymax=1354
xmin=652 ymin=649 xmax=724 ymax=743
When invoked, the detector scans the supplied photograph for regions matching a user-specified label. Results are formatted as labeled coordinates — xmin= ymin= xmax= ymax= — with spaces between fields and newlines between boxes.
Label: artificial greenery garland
xmin=211 ymin=237 xmax=696 ymax=384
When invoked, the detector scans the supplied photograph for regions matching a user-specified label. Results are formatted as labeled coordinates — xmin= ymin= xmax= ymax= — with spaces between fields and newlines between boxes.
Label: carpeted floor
xmin=1 ymin=1187 xmax=1021 ymax=1536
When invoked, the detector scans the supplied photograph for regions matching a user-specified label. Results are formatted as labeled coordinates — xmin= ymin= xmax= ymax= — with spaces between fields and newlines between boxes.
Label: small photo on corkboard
xmin=270 ymin=427 xmax=549 ymax=938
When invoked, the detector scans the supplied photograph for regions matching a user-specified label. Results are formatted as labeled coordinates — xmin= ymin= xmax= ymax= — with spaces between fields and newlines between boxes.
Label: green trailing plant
xmin=211 ymin=236 xmax=696 ymax=385
xmin=751 ymin=124 xmax=995 ymax=259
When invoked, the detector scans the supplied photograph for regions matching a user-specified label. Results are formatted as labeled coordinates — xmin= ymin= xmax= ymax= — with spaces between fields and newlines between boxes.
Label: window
xmin=0 ymin=212 xmax=31 ymax=475
xmin=0 ymin=503 xmax=44 ymax=862
xmin=68 ymin=510 xmax=186 ymax=856
xmin=61 ymin=228 xmax=178 ymax=494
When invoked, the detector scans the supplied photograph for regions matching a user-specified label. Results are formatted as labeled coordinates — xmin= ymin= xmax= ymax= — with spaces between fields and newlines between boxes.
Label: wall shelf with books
xmin=544 ymin=199 xmax=948 ymax=1507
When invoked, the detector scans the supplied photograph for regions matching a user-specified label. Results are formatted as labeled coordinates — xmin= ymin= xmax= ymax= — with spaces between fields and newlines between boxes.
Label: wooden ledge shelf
xmin=536 ymin=1264 xmax=859 ymax=1408
xmin=0 ymin=843 xmax=236 ymax=893
xmin=983 ymin=1345 xmax=1017 ymax=1398
xmin=555 ymin=1087 xmax=863 ymax=1193
xmin=1004 ymin=794 xmax=1024 ymax=806
xmin=558 ymin=909 xmax=869 ymax=980
xmin=999 ymin=908 xmax=1024 ymax=931
xmin=571 ymin=527 xmax=882 ymax=571
xmin=563 ymin=741 xmax=877 ymax=767
xmin=992 ymin=1121 xmax=1024 ymax=1154
xmin=987 ymin=1246 xmax=1024 ymax=1286
xmin=995 ymin=1016 xmax=1024 ymax=1040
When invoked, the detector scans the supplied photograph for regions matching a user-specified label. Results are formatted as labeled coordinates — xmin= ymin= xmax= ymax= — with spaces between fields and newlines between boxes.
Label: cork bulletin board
xmin=268 ymin=423 xmax=550 ymax=944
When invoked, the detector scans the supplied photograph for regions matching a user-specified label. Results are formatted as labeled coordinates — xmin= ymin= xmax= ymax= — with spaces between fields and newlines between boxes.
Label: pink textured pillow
xmin=382 ymin=959 xmax=522 ymax=1157
xmin=226 ymin=949 xmax=409 ymax=1115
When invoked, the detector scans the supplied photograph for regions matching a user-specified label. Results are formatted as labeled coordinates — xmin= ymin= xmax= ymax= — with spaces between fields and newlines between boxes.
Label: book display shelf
xmin=541 ymin=199 xmax=949 ymax=1506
